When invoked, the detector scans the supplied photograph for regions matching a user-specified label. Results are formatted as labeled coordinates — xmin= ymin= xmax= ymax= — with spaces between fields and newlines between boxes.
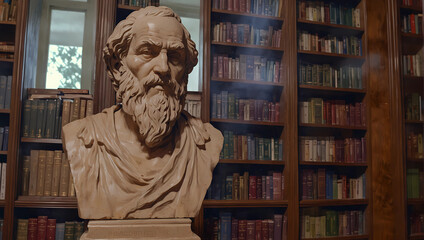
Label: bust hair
xmin=103 ymin=6 xmax=198 ymax=102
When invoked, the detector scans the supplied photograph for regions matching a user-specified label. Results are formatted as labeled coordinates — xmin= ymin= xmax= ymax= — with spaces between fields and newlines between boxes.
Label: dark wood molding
xmin=93 ymin=0 xmax=117 ymax=114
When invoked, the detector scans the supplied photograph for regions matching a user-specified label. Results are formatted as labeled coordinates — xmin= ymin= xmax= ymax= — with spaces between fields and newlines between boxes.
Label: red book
xmin=331 ymin=101 xmax=336 ymax=125
xmin=256 ymin=176 xmax=262 ymax=200
xmin=27 ymin=218 xmax=38 ymax=240
xmin=323 ymin=102 xmax=327 ymax=124
xmin=326 ymin=102 xmax=332 ymax=125
xmin=246 ymin=0 xmax=250 ymax=13
xmin=249 ymin=176 xmax=257 ymax=200
xmin=234 ymin=0 xmax=239 ymax=11
xmin=228 ymin=0 xmax=233 ymax=11
xmin=37 ymin=216 xmax=48 ymax=240
xmin=237 ymin=135 xmax=243 ymax=160
xmin=355 ymin=139 xmax=362 ymax=163
xmin=361 ymin=102 xmax=366 ymax=127
xmin=282 ymin=215 xmax=288 ymax=240
xmin=218 ymin=55 xmax=224 ymax=78
xmin=411 ymin=14 xmax=416 ymax=34
xmin=275 ymin=103 xmax=280 ymax=122
xmin=342 ymin=176 xmax=347 ymax=199
xmin=255 ymin=220 xmax=262 ymax=240
xmin=231 ymin=218 xmax=239 ymax=240
xmin=268 ymin=220 xmax=274 ymax=240
xmin=273 ymin=214 xmax=283 ymax=240
xmin=281 ymin=174 xmax=285 ymax=199
xmin=238 ymin=220 xmax=247 ymax=240
xmin=344 ymin=139 xmax=350 ymax=163
xmin=223 ymin=56 xmax=229 ymax=79
xmin=350 ymin=138 xmax=355 ymax=164
xmin=355 ymin=103 xmax=361 ymax=126
xmin=240 ymin=0 xmax=246 ymax=13
xmin=301 ymin=170 xmax=307 ymax=200
xmin=261 ymin=220 xmax=269 ymax=240
xmin=317 ymin=168 xmax=326 ymax=199
xmin=361 ymin=137 xmax=366 ymax=163
xmin=246 ymin=220 xmax=255 ymax=240
xmin=272 ymin=172 xmax=282 ymax=200
xmin=261 ymin=176 xmax=266 ymax=200
xmin=265 ymin=176 xmax=271 ymax=200
xmin=46 ymin=219 xmax=56 ymax=240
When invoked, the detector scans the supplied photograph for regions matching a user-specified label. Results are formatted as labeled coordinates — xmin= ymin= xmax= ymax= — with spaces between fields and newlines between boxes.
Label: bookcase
xmin=398 ymin=0 xmax=424 ymax=239
xmin=295 ymin=0 xmax=371 ymax=239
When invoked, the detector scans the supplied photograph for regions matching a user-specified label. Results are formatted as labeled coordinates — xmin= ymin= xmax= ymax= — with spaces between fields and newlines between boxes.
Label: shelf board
xmin=219 ymin=159 xmax=285 ymax=165
xmin=21 ymin=138 xmax=63 ymax=144
xmin=300 ymin=199 xmax=368 ymax=207
xmin=298 ymin=50 xmax=365 ymax=60
xmin=410 ymin=233 xmax=424 ymax=240
xmin=298 ymin=85 xmax=366 ymax=94
xmin=0 ymin=200 xmax=5 ymax=207
xmin=0 ymin=20 xmax=16 ymax=25
xmin=403 ymin=75 xmax=424 ymax=81
xmin=406 ymin=158 xmax=424 ymax=163
xmin=15 ymin=196 xmax=78 ymax=208
xmin=0 ymin=58 xmax=13 ymax=63
xmin=405 ymin=119 xmax=424 ymax=124
xmin=299 ymin=161 xmax=367 ymax=167
xmin=202 ymin=199 xmax=288 ymax=208
xmin=117 ymin=4 xmax=141 ymax=11
xmin=0 ymin=151 xmax=7 ymax=155
xmin=297 ymin=19 xmax=364 ymax=35
xmin=0 ymin=109 xmax=10 ymax=113
xmin=211 ymin=77 xmax=284 ymax=87
xmin=407 ymin=198 xmax=424 ymax=205
xmin=211 ymin=118 xmax=284 ymax=126
xmin=402 ymin=32 xmax=424 ymax=40
xmin=400 ymin=4 xmax=423 ymax=13
xmin=212 ymin=41 xmax=284 ymax=52
xmin=211 ymin=8 xmax=284 ymax=21
xmin=299 ymin=123 xmax=367 ymax=130
xmin=300 ymin=235 xmax=369 ymax=240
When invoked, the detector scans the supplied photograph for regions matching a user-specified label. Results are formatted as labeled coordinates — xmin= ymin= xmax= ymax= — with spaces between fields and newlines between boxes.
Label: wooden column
xmin=367 ymin=0 xmax=407 ymax=239
xmin=93 ymin=0 xmax=117 ymax=113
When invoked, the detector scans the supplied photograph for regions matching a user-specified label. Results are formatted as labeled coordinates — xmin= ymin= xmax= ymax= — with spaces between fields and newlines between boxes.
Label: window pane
xmin=180 ymin=16 xmax=200 ymax=92
xmin=46 ymin=9 xmax=85 ymax=89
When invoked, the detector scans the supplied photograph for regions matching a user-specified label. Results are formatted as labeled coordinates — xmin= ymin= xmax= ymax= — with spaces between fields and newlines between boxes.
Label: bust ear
xmin=103 ymin=48 xmax=123 ymax=83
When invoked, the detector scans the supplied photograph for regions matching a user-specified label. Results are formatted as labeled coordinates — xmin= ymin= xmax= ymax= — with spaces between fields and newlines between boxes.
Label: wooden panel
xmin=93 ymin=0 xmax=117 ymax=114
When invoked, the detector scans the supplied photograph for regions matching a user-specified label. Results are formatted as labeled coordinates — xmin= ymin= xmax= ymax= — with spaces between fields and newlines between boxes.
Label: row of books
xmin=410 ymin=213 xmax=424 ymax=235
xmin=403 ymin=53 xmax=423 ymax=77
xmin=183 ymin=99 xmax=201 ymax=119
xmin=301 ymin=209 xmax=365 ymax=238
xmin=21 ymin=150 xmax=75 ymax=198
xmin=0 ymin=0 xmax=16 ymax=22
xmin=405 ymin=93 xmax=423 ymax=121
xmin=299 ymin=136 xmax=366 ymax=163
xmin=401 ymin=14 xmax=423 ymax=34
xmin=301 ymin=169 xmax=366 ymax=200
xmin=0 ymin=42 xmax=13 ymax=52
xmin=118 ymin=0 xmax=159 ymax=7
xmin=16 ymin=217 xmax=84 ymax=240
xmin=212 ymin=22 xmax=282 ymax=48
xmin=297 ymin=1 xmax=361 ymax=28
xmin=212 ymin=54 xmax=284 ymax=83
xmin=204 ymin=213 xmax=287 ymax=240
xmin=207 ymin=172 xmax=285 ymax=201
xmin=0 ymin=126 xmax=8 ymax=151
xmin=298 ymin=31 xmax=363 ymax=56
xmin=299 ymin=99 xmax=366 ymax=127
xmin=22 ymin=97 xmax=93 ymax=139
xmin=406 ymin=168 xmax=424 ymax=199
xmin=212 ymin=91 xmax=281 ymax=122
xmin=402 ymin=0 xmax=422 ymax=8
xmin=0 ymin=52 xmax=12 ymax=59
xmin=221 ymin=131 xmax=284 ymax=161
xmin=0 ymin=75 xmax=12 ymax=109
xmin=298 ymin=63 xmax=362 ymax=89
xmin=406 ymin=132 xmax=423 ymax=159
xmin=211 ymin=0 xmax=282 ymax=17
xmin=0 ymin=163 xmax=6 ymax=200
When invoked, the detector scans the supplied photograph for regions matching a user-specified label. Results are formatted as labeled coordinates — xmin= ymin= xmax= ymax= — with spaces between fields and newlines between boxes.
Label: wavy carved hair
xmin=103 ymin=6 xmax=198 ymax=103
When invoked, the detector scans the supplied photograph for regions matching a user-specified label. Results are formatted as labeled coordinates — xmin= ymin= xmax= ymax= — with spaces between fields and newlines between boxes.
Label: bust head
xmin=103 ymin=6 xmax=198 ymax=148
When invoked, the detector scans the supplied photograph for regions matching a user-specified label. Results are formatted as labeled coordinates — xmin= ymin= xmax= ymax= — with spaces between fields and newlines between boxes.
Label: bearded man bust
xmin=62 ymin=6 xmax=223 ymax=220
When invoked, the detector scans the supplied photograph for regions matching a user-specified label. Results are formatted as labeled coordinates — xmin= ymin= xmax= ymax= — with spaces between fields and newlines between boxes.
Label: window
xmin=36 ymin=0 xmax=96 ymax=91
xmin=162 ymin=0 xmax=201 ymax=92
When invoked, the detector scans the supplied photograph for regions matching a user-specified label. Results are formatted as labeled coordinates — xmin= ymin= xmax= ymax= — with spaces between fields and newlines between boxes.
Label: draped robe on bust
xmin=62 ymin=105 xmax=223 ymax=219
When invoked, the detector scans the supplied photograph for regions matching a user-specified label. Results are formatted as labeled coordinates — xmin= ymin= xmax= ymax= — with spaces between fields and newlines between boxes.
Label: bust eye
xmin=168 ymin=51 xmax=183 ymax=65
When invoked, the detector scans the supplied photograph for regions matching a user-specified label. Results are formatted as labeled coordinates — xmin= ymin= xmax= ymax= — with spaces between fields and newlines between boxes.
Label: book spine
xmin=43 ymin=151 xmax=55 ymax=196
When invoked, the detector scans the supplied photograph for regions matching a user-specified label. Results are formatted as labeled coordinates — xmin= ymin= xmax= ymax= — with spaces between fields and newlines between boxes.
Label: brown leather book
xmin=51 ymin=150 xmax=62 ymax=197
xmin=79 ymin=99 xmax=87 ymax=119
xmin=36 ymin=150 xmax=47 ymax=196
xmin=61 ymin=100 xmax=72 ymax=127
xmin=28 ymin=150 xmax=39 ymax=196
xmin=86 ymin=99 xmax=94 ymax=116
xmin=21 ymin=155 xmax=30 ymax=196
xmin=46 ymin=218 xmax=56 ymax=240
xmin=70 ymin=98 xmax=80 ymax=122
xmin=43 ymin=150 xmax=55 ymax=196
xmin=59 ymin=154 xmax=70 ymax=197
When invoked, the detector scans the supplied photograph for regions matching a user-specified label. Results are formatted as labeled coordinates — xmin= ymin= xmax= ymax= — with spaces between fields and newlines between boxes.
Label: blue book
xmin=219 ymin=212 xmax=232 ymax=240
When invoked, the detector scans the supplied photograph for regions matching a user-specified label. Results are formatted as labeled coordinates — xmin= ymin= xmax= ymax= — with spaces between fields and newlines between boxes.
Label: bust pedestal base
xmin=80 ymin=218 xmax=200 ymax=240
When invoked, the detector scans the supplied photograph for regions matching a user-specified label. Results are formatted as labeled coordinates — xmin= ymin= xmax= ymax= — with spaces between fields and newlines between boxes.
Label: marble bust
xmin=62 ymin=6 xmax=223 ymax=220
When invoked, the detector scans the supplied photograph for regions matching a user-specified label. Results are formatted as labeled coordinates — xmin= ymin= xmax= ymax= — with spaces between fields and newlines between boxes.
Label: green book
xmin=53 ymin=99 xmax=62 ymax=139
xmin=74 ymin=221 xmax=84 ymax=240
xmin=45 ymin=99 xmax=56 ymax=139
xmin=64 ymin=221 xmax=75 ymax=240
xmin=36 ymin=100 xmax=46 ymax=138
xmin=29 ymin=99 xmax=39 ymax=138
xmin=223 ymin=131 xmax=229 ymax=159
xmin=228 ymin=131 xmax=234 ymax=159
xmin=16 ymin=218 xmax=28 ymax=240
xmin=0 ymin=76 xmax=6 ymax=109
xmin=22 ymin=99 xmax=32 ymax=137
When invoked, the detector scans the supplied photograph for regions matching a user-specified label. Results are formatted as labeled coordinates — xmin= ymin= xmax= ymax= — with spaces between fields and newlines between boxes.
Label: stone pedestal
xmin=80 ymin=218 xmax=200 ymax=240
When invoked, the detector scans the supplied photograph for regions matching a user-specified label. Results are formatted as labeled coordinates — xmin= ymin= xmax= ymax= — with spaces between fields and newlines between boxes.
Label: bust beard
xmin=117 ymin=64 xmax=186 ymax=148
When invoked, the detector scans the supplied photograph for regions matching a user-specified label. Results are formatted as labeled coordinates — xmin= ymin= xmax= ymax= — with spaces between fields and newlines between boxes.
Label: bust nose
xmin=153 ymin=50 xmax=170 ymax=77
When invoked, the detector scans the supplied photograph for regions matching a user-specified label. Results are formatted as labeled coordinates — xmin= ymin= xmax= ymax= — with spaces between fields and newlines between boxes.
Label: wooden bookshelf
xmin=300 ymin=199 xmax=368 ymax=207
xmin=212 ymin=8 xmax=285 ymax=21
xmin=20 ymin=138 xmax=63 ymax=144
xmin=298 ymin=50 xmax=365 ymax=59
xmin=211 ymin=77 xmax=285 ymax=87
xmin=0 ymin=200 xmax=5 ymax=207
xmin=299 ymin=123 xmax=367 ymax=130
xmin=400 ymin=4 xmax=423 ymax=13
xmin=219 ymin=159 xmax=285 ymax=165
xmin=211 ymin=118 xmax=284 ymax=127
xmin=297 ymin=19 xmax=365 ymax=34
xmin=407 ymin=198 xmax=424 ymax=205
xmin=410 ymin=233 xmax=424 ymax=240
xmin=15 ymin=196 xmax=78 ymax=209
xmin=117 ymin=4 xmax=141 ymax=11
xmin=299 ymin=161 xmax=368 ymax=167
xmin=0 ymin=58 xmax=13 ymax=63
xmin=0 ymin=21 xmax=16 ymax=25
xmin=203 ymin=200 xmax=288 ymax=208
xmin=0 ymin=109 xmax=10 ymax=114
xmin=0 ymin=151 xmax=7 ymax=156
xmin=299 ymin=235 xmax=369 ymax=240
xmin=211 ymin=41 xmax=284 ymax=52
